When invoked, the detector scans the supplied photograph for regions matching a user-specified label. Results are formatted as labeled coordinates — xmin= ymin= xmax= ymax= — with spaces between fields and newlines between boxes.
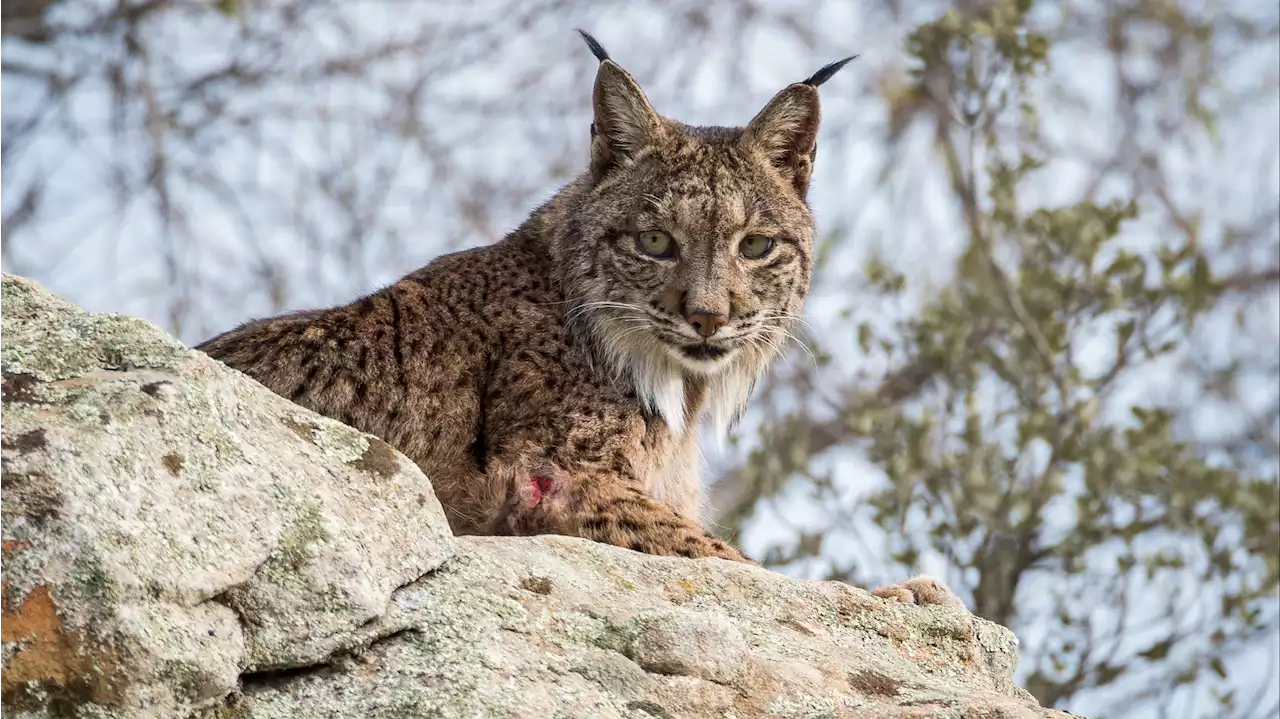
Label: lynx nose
xmin=684 ymin=310 xmax=727 ymax=338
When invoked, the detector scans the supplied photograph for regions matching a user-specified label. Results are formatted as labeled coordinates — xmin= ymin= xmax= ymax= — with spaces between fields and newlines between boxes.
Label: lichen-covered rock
xmin=628 ymin=608 xmax=748 ymax=684
xmin=1 ymin=274 xmax=454 ymax=717
xmin=2 ymin=274 xmax=1075 ymax=719
xmin=208 ymin=536 xmax=1072 ymax=719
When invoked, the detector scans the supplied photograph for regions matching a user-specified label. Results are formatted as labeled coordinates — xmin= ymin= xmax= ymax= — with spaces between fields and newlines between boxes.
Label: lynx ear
xmin=742 ymin=56 xmax=857 ymax=198
xmin=578 ymin=30 xmax=664 ymax=180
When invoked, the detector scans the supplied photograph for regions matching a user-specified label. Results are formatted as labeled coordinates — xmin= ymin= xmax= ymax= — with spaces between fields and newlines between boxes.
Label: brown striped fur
xmin=197 ymin=37 xmax=951 ymax=581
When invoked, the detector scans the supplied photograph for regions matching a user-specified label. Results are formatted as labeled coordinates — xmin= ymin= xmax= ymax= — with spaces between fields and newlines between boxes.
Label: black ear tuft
xmin=576 ymin=29 xmax=610 ymax=63
xmin=802 ymin=55 xmax=860 ymax=87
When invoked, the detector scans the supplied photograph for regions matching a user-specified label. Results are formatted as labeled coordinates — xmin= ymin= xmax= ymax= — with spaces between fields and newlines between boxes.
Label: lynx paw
xmin=872 ymin=575 xmax=965 ymax=609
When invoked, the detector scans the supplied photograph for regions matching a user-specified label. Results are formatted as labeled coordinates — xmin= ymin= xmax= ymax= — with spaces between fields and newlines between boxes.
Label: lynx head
xmin=555 ymin=31 xmax=854 ymax=437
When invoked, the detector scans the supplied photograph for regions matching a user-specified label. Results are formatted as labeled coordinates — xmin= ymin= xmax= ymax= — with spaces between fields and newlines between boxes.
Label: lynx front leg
xmin=483 ymin=331 xmax=753 ymax=563
xmin=501 ymin=464 xmax=752 ymax=563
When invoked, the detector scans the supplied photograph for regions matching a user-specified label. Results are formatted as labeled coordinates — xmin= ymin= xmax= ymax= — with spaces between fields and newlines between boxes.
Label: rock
xmin=628 ymin=609 xmax=748 ymax=684
xmin=1 ymin=274 xmax=1075 ymax=718
xmin=1 ymin=274 xmax=455 ymax=717
xmin=209 ymin=537 xmax=1071 ymax=719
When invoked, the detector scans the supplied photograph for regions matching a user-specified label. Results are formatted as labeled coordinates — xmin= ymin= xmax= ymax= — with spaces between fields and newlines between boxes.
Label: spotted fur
xmin=197 ymin=33 xmax=849 ymax=562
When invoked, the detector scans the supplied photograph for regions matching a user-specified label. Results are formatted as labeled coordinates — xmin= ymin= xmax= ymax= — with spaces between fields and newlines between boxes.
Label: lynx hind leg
xmin=872 ymin=575 xmax=965 ymax=609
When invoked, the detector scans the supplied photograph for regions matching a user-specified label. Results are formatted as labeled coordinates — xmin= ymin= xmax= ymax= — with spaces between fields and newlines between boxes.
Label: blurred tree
xmin=1 ymin=0 xmax=638 ymax=339
xmin=714 ymin=2 xmax=1279 ymax=718
xmin=3 ymin=1 xmax=1276 ymax=717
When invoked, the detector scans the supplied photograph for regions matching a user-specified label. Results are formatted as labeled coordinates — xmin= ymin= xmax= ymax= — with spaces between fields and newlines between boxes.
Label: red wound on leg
xmin=529 ymin=475 xmax=554 ymax=505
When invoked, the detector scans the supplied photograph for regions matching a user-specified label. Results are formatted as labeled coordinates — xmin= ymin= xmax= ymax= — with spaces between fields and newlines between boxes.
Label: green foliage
xmin=724 ymin=1 xmax=1279 ymax=716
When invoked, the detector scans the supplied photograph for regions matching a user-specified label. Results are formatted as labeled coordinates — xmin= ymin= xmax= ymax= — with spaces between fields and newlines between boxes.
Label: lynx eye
xmin=739 ymin=234 xmax=775 ymax=259
xmin=636 ymin=230 xmax=676 ymax=259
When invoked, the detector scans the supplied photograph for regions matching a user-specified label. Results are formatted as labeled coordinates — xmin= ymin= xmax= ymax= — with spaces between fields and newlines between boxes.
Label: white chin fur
xmin=591 ymin=314 xmax=764 ymax=440
xmin=665 ymin=345 xmax=733 ymax=376
xmin=629 ymin=350 xmax=689 ymax=435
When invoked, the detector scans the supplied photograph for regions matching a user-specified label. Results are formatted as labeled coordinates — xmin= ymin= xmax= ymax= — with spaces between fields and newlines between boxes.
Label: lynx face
xmin=556 ymin=38 xmax=847 ymax=436
xmin=589 ymin=132 xmax=815 ymax=378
